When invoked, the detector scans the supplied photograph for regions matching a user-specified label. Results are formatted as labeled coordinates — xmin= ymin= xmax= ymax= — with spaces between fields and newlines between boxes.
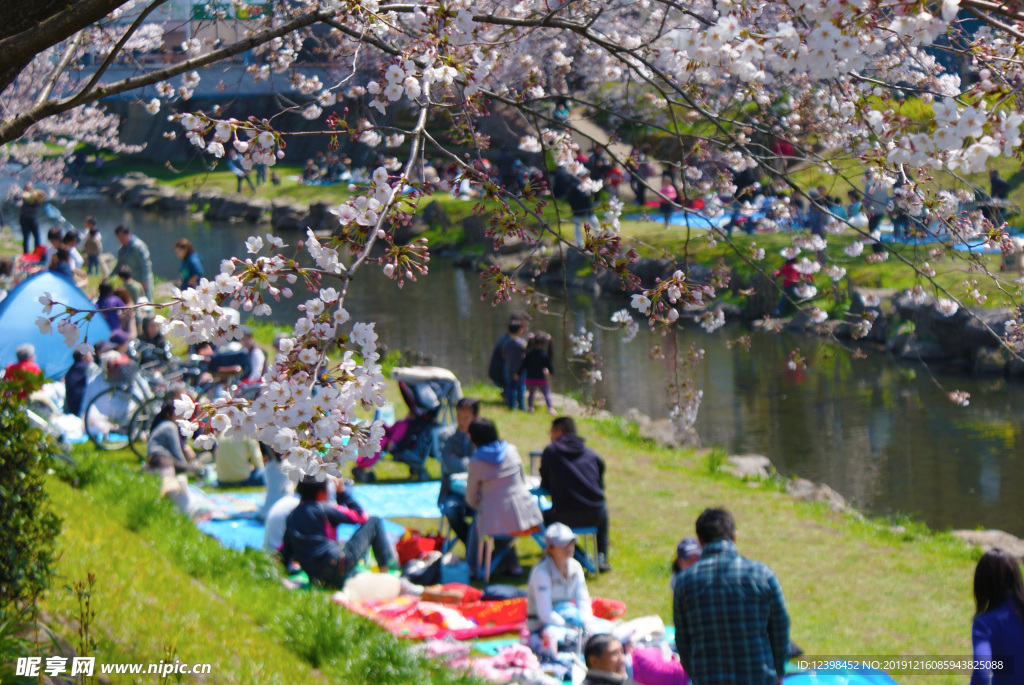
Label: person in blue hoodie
xmin=970 ymin=549 xmax=1024 ymax=685
xmin=540 ymin=417 xmax=612 ymax=572
xmin=465 ymin=418 xmax=543 ymax=578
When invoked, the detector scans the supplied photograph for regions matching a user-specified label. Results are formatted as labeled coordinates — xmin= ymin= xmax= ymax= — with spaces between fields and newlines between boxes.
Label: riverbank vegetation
xmin=39 ymin=381 xmax=981 ymax=684
xmin=80 ymin=157 xmax=1024 ymax=314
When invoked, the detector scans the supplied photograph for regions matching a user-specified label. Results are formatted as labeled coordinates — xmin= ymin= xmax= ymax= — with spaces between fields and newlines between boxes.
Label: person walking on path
xmin=659 ymin=172 xmax=678 ymax=226
xmin=674 ymin=508 xmax=790 ymax=685
xmin=175 ymin=238 xmax=204 ymax=289
xmin=568 ymin=173 xmax=599 ymax=247
xmin=113 ymin=225 xmax=154 ymax=298
xmin=83 ymin=217 xmax=102 ymax=275
xmin=19 ymin=183 xmax=45 ymax=255
xmin=227 ymin=150 xmax=256 ymax=193
xmin=489 ymin=313 xmax=526 ymax=401
xmin=523 ymin=331 xmax=556 ymax=414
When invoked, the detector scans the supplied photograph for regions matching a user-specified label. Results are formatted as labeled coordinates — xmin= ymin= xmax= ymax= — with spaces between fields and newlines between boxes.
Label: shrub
xmin=0 ymin=381 xmax=62 ymax=615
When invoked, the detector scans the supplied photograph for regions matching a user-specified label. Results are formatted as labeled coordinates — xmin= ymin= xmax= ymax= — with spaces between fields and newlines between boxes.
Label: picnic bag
xmin=396 ymin=530 xmax=444 ymax=564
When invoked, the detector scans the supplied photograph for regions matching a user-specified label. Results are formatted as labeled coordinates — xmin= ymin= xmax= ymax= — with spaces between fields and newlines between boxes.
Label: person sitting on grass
xmin=582 ymin=635 xmax=639 ymax=685
xmin=147 ymin=382 xmax=203 ymax=475
xmin=265 ymin=475 xmax=364 ymax=552
xmin=526 ymin=523 xmax=595 ymax=653
xmin=215 ymin=437 xmax=266 ymax=487
xmin=280 ymin=476 xmax=397 ymax=588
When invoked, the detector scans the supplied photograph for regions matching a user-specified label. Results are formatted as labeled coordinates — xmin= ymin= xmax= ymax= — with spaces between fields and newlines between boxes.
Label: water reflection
xmin=55 ymin=199 xmax=1024 ymax=536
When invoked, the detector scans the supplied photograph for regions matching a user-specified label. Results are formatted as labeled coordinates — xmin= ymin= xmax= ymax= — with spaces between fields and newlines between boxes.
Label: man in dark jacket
xmin=280 ymin=477 xmax=396 ymax=587
xmin=63 ymin=348 xmax=93 ymax=417
xmin=540 ymin=417 xmax=612 ymax=571
xmin=488 ymin=313 xmax=528 ymax=395
xmin=567 ymin=174 xmax=599 ymax=246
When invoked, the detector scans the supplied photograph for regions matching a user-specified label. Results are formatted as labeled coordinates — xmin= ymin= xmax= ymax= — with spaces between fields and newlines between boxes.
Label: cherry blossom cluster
xmin=610 ymin=309 xmax=639 ymax=343
xmin=175 ymin=113 xmax=283 ymax=169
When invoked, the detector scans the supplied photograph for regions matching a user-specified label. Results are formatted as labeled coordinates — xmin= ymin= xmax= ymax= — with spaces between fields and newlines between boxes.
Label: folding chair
xmin=477 ymin=531 xmax=537 ymax=583
xmin=531 ymin=525 xmax=600 ymax=575
xmin=477 ymin=534 xmax=514 ymax=584
xmin=437 ymin=512 xmax=459 ymax=554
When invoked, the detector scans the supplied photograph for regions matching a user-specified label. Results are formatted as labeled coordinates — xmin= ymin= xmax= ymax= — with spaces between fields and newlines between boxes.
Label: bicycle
xmin=82 ymin=358 xmax=160 ymax=453
xmin=84 ymin=339 xmax=262 ymax=458
xmin=124 ymin=359 xmax=261 ymax=459
xmin=82 ymin=341 xmax=201 ymax=456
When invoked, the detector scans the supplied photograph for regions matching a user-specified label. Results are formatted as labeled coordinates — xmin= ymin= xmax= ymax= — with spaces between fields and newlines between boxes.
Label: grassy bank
xmin=451 ymin=384 xmax=979 ymax=671
xmin=41 ymin=381 xmax=983 ymax=684
xmin=43 ymin=447 xmax=481 ymax=684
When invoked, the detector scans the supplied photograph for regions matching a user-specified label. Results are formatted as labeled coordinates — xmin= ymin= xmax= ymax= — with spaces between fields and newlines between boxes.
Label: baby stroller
xmin=352 ymin=366 xmax=463 ymax=482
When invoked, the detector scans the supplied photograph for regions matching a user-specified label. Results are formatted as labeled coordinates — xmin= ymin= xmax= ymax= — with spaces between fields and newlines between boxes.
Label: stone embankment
xmin=105 ymin=173 xmax=440 ymax=243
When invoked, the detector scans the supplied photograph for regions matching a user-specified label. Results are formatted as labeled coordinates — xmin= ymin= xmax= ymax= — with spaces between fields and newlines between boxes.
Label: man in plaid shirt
xmin=673 ymin=508 xmax=790 ymax=685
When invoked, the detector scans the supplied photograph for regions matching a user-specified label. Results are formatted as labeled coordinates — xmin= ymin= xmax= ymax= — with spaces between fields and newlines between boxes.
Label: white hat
xmin=544 ymin=523 xmax=576 ymax=547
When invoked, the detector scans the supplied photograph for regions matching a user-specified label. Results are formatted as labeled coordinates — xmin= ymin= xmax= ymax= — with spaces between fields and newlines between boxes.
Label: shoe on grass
xmin=598 ymin=554 xmax=613 ymax=572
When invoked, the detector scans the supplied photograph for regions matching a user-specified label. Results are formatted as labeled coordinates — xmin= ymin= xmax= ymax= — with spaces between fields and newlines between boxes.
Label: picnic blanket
xmin=349 ymin=481 xmax=442 ymax=518
xmin=201 ymin=482 xmax=444 ymax=520
xmin=197 ymin=517 xmax=407 ymax=552
xmin=204 ymin=490 xmax=263 ymax=520
xmin=342 ymin=595 xmax=626 ymax=641
xmin=341 ymin=595 xmax=527 ymax=641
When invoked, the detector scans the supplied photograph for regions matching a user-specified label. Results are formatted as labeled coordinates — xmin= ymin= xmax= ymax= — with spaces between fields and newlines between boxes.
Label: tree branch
xmin=0 ymin=7 xmax=336 ymax=146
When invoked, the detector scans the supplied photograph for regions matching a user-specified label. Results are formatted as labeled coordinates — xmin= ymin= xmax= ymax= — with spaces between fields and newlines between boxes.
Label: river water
xmin=55 ymin=199 xmax=1024 ymax=537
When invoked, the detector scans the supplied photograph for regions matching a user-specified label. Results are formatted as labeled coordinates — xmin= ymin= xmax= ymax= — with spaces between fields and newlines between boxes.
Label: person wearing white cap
xmin=526 ymin=522 xmax=594 ymax=653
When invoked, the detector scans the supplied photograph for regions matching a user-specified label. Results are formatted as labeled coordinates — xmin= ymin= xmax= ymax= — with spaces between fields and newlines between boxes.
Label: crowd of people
xmin=5 ymin=132 xmax=1022 ymax=684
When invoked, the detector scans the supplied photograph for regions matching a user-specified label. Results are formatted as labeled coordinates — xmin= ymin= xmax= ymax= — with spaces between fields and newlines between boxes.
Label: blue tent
xmin=0 ymin=271 xmax=112 ymax=379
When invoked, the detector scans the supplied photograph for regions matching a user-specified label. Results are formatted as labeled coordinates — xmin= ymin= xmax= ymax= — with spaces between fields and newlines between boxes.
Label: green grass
xmin=43 ymin=448 xmax=482 ymax=685
xmin=46 ymin=379 xmax=986 ymax=684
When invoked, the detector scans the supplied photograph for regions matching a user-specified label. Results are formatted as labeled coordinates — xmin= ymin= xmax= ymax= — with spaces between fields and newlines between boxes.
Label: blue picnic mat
xmin=349 ymin=481 xmax=442 ymax=519
xmin=201 ymin=481 xmax=444 ymax=520
xmin=474 ymin=638 xmax=521 ymax=656
xmin=197 ymin=517 xmax=406 ymax=552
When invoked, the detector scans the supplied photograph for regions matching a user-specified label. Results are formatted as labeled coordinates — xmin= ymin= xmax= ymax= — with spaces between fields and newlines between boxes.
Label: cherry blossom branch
xmin=0 ymin=6 xmax=339 ymax=145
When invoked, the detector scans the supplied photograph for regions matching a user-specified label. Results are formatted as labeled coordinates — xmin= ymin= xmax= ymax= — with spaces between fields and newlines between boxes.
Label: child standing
xmin=83 ymin=217 xmax=101 ymax=275
xmin=523 ymin=332 xmax=556 ymax=415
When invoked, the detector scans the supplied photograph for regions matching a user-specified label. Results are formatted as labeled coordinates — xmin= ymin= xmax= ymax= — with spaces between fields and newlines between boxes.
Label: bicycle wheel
xmin=84 ymin=386 xmax=144 ymax=451
xmin=128 ymin=397 xmax=163 ymax=459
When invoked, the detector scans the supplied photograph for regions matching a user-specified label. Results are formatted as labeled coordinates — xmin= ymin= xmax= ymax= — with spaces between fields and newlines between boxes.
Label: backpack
xmin=488 ymin=334 xmax=510 ymax=387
